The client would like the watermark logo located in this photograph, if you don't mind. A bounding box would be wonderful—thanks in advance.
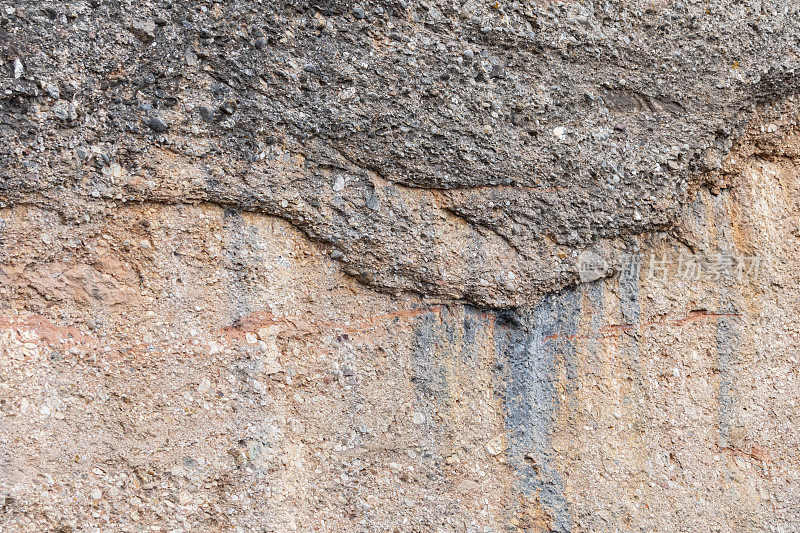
[577,251,610,283]
[578,252,762,283]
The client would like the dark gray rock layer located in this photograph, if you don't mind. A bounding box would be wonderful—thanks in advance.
[1,0,798,306]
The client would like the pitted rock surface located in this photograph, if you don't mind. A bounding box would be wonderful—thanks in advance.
[1,0,799,305]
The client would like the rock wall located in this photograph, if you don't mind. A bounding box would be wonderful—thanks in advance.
[1,1,800,532]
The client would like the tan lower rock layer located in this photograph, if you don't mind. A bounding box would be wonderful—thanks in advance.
[1,125,799,532]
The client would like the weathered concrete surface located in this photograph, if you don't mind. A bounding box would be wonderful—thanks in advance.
[2,1,800,531]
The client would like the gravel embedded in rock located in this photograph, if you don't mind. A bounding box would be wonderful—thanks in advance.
[145,116,169,132]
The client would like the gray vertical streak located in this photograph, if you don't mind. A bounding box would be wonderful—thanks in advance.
[222,208,258,324]
[410,305,453,405]
[409,305,486,432]
[619,255,641,325]
[495,290,580,533]
[618,254,646,428]
[584,281,606,354]
[711,193,743,449]
[715,299,740,448]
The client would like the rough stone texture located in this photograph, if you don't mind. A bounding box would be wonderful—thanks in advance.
[1,1,800,532]
[2,0,799,305]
